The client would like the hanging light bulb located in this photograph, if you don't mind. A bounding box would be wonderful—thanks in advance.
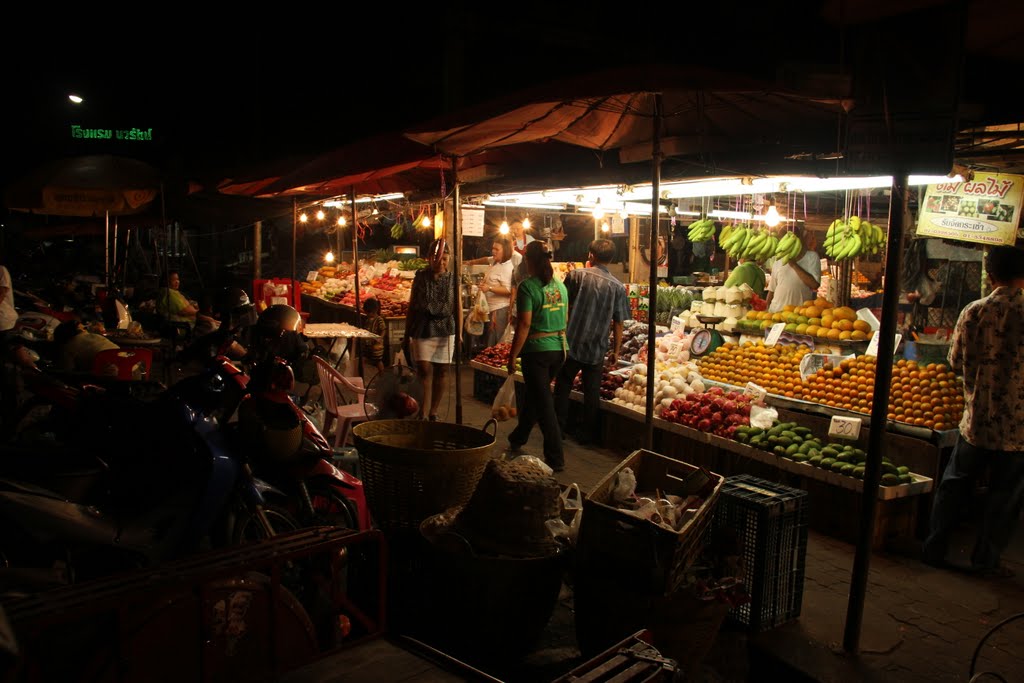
[592,199,604,220]
[764,201,782,228]
[620,205,629,219]
[421,214,432,228]
[337,215,347,227]
[499,221,510,235]
[371,207,379,216]
[324,250,335,263]
[522,216,531,230]
[316,209,325,221]
[299,212,308,223]
[600,221,610,233]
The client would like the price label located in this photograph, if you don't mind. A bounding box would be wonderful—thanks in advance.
[389,268,401,278]
[829,415,862,440]
[671,315,685,332]
[865,332,903,358]
[667,341,685,357]
[765,323,786,347]
[743,382,767,404]
[306,270,320,283]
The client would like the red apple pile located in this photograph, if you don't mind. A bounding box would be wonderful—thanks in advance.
[659,386,752,439]
[474,343,512,367]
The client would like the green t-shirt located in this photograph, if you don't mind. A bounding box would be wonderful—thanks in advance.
[724,261,766,297]
[517,276,568,353]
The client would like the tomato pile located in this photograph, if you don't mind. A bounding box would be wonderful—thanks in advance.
[337,292,407,318]
[474,343,512,367]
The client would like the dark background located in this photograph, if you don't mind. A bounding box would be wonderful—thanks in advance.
[3,2,1020,189]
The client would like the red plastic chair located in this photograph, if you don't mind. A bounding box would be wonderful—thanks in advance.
[92,348,153,381]
[314,356,367,447]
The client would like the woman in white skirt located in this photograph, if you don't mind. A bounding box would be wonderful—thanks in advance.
[403,239,459,420]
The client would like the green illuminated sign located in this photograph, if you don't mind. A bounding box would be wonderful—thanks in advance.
[70,125,154,141]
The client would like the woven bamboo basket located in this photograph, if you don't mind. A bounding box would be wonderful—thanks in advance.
[352,419,497,533]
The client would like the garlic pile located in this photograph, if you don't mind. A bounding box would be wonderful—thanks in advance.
[611,361,705,414]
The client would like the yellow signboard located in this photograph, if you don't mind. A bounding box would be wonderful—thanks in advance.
[916,172,1023,246]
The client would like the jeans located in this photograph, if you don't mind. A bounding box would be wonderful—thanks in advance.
[553,355,603,443]
[923,436,1024,569]
[482,307,510,349]
[508,350,565,467]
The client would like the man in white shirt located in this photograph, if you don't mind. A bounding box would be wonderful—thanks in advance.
[765,226,821,312]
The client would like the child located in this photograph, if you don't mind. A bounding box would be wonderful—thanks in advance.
[361,298,388,373]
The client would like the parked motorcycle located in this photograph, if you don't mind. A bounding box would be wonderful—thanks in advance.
[0,369,287,594]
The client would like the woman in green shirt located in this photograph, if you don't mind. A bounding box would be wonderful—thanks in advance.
[507,241,569,471]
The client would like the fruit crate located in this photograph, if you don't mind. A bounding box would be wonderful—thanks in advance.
[711,474,808,632]
[579,449,724,595]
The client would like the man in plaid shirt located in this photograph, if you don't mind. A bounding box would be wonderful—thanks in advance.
[553,239,631,445]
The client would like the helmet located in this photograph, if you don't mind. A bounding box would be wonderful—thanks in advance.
[257,304,302,337]
[217,287,256,331]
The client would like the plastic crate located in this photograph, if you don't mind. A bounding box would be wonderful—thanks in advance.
[711,474,808,632]
[473,368,505,403]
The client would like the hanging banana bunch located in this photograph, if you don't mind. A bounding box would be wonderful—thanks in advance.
[773,230,804,265]
[687,218,716,242]
[824,216,885,262]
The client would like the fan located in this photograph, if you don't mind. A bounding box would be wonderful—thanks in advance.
[364,364,425,420]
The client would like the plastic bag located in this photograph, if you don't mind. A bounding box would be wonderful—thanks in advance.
[490,375,518,421]
[498,322,515,345]
[749,403,779,429]
[465,290,488,336]
[509,454,552,476]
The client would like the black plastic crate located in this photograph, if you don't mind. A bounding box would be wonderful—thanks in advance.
[472,368,505,403]
[711,474,808,632]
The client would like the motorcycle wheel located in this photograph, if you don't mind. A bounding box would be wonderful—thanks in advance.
[306,485,357,531]
[231,504,300,545]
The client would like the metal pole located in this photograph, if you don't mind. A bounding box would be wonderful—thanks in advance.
[645,94,663,450]
[291,199,297,300]
[843,172,907,653]
[351,187,362,375]
[113,218,118,287]
[452,158,464,425]
[254,220,262,281]
[105,210,110,287]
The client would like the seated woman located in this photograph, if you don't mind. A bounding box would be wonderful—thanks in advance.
[53,319,120,373]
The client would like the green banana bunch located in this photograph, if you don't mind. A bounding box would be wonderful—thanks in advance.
[687,218,716,242]
[390,220,404,240]
[721,223,749,256]
[824,216,884,261]
[719,223,734,246]
[773,231,804,265]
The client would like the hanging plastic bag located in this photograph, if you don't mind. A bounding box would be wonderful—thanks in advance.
[499,322,515,345]
[490,375,518,421]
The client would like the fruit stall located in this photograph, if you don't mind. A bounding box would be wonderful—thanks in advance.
[299,256,427,360]
[469,294,956,550]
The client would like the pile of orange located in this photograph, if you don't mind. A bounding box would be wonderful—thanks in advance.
[697,341,811,399]
[742,299,874,341]
[802,355,964,429]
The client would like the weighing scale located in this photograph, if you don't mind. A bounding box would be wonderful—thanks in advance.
[690,315,727,357]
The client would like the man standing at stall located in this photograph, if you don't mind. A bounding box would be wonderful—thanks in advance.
[553,239,631,446]
[765,225,821,312]
[923,245,1024,578]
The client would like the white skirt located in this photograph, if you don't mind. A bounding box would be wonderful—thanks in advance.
[411,335,455,364]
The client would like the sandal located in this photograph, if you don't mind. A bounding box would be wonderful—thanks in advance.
[428,414,439,422]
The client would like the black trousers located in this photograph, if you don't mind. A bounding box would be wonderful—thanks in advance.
[553,355,603,443]
[508,350,565,466]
